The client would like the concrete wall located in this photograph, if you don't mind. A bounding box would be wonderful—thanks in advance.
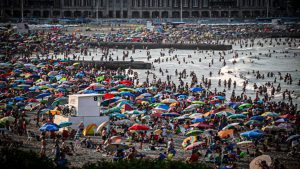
[89,42,232,50]
[71,61,152,70]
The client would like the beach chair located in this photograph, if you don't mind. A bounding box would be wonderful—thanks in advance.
[26,130,40,143]
[26,130,33,143]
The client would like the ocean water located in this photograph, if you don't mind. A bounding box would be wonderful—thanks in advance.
[58,38,300,106]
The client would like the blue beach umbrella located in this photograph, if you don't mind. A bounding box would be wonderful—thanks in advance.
[189,87,203,92]
[39,123,59,132]
[161,112,180,117]
[192,118,205,123]
[250,116,265,121]
[58,122,73,128]
[240,130,264,139]
[36,93,51,99]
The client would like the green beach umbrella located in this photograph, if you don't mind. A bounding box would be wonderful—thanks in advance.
[185,130,203,137]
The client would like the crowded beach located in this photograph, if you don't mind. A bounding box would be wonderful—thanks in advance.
[0,22,300,169]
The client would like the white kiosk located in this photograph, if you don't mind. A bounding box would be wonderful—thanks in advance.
[54,94,109,130]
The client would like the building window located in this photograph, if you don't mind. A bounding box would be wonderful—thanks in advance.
[173,0,178,7]
[137,0,140,7]
[64,0,72,7]
[167,0,171,7]
[183,0,188,7]
[74,0,82,7]
[192,0,198,7]
[123,0,127,7]
[158,0,163,7]
[202,0,208,8]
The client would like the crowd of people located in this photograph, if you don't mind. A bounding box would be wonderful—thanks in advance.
[0,23,299,169]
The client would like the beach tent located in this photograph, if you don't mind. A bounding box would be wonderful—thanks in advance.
[83,124,97,136]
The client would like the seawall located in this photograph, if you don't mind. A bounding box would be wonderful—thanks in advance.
[88,42,232,50]
[73,61,152,70]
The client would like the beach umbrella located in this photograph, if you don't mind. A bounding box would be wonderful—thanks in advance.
[39,125,59,132]
[134,88,146,93]
[111,113,127,118]
[216,111,233,117]
[244,120,262,126]
[177,94,188,99]
[119,80,133,86]
[214,96,225,100]
[36,93,51,99]
[218,129,234,138]
[184,141,206,151]
[189,113,203,119]
[222,123,241,130]
[114,119,133,125]
[141,93,153,97]
[150,112,162,118]
[120,104,133,112]
[190,122,212,128]
[105,143,129,152]
[227,114,246,120]
[39,123,59,132]
[101,98,120,106]
[0,116,15,123]
[237,140,253,146]
[274,118,288,123]
[278,123,293,129]
[109,136,122,144]
[73,62,80,66]
[113,75,126,79]
[52,97,68,106]
[183,104,201,112]
[240,131,264,139]
[191,101,205,105]
[40,109,51,114]
[58,121,72,128]
[29,86,40,91]
[154,129,162,135]
[161,99,177,104]
[265,112,279,117]
[14,96,26,101]
[280,114,297,120]
[191,118,205,123]
[120,91,135,97]
[262,125,281,132]
[153,93,162,98]
[96,121,109,133]
[250,116,265,121]
[185,130,203,136]
[161,112,180,117]
[182,136,197,148]
[46,110,61,115]
[189,87,203,92]
[141,115,150,120]
[103,93,115,100]
[153,104,169,112]
[175,114,190,120]
[238,103,252,109]
[128,124,149,131]
[119,87,135,92]
[125,110,143,115]
[286,134,300,142]
[249,155,272,169]
[103,107,121,115]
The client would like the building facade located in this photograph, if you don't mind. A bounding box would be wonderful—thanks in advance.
[0,0,289,19]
